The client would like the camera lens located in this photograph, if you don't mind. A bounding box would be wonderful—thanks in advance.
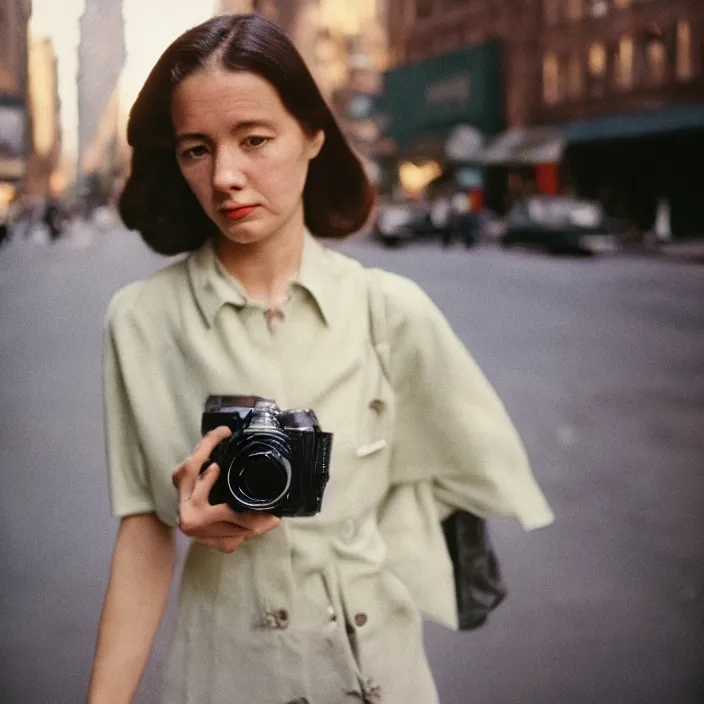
[226,431,292,510]
[240,453,289,501]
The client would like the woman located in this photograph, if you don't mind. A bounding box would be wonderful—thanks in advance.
[88,14,553,704]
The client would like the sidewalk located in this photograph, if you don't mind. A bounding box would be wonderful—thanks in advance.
[656,239,704,264]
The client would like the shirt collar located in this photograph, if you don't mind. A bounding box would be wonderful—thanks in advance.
[295,229,335,325]
[188,230,335,328]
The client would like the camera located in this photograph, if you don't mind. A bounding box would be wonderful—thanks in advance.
[199,395,333,517]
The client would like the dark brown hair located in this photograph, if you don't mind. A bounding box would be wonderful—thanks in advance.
[119,14,374,255]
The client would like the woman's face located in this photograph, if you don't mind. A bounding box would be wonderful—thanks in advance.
[172,66,324,246]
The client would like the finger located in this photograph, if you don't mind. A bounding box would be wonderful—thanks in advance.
[177,509,254,539]
[191,426,232,467]
[196,536,246,554]
[192,502,280,535]
[196,521,254,539]
[225,511,281,536]
[176,427,231,503]
[171,462,185,489]
[189,462,221,504]
[175,465,198,506]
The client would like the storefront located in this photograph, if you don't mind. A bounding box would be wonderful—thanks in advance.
[382,41,504,197]
[480,125,566,213]
[563,102,704,238]
[479,102,704,236]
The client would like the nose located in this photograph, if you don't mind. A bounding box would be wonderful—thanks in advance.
[212,146,247,193]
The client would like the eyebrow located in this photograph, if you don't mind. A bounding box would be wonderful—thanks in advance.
[175,119,276,144]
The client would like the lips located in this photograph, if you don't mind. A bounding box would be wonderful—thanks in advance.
[221,205,257,221]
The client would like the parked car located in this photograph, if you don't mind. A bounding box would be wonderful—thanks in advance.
[501,195,622,255]
[372,166,486,248]
[371,198,435,247]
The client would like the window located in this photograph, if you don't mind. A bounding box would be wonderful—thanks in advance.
[566,0,583,21]
[587,42,607,96]
[676,21,693,80]
[615,35,634,89]
[416,0,434,19]
[543,53,561,104]
[642,24,672,86]
[567,53,583,98]
[586,0,609,17]
[646,39,666,85]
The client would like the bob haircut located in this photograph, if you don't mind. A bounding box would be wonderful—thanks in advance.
[119,14,374,255]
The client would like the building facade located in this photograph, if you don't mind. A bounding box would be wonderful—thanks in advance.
[386,0,541,130]
[384,0,704,234]
[25,38,62,197]
[0,0,32,201]
[382,0,542,199]
[537,0,703,124]
[77,0,126,208]
[536,0,704,235]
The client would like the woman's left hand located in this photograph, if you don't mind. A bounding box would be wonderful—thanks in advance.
[172,426,280,553]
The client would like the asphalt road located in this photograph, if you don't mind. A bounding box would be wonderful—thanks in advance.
[1,226,703,704]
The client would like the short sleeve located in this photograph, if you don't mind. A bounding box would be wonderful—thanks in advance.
[102,289,157,518]
[381,272,554,530]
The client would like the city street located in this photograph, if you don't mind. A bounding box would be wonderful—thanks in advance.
[1,226,703,704]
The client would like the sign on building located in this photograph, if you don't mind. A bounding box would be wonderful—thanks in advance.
[383,41,504,149]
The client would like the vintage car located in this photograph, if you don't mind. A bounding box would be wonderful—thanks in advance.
[501,196,622,255]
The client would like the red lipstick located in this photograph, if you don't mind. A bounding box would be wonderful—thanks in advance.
[222,205,256,220]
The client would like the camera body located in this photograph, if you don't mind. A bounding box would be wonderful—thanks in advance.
[200,395,332,517]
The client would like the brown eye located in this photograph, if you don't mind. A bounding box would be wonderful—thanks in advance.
[181,145,209,160]
[243,136,269,148]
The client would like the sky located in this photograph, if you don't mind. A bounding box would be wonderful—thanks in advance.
[120,0,218,118]
[29,0,217,182]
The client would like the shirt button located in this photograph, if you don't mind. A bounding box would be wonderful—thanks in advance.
[264,609,289,629]
[354,613,368,628]
[369,398,385,413]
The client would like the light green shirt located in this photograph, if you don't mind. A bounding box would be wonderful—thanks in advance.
[103,232,553,704]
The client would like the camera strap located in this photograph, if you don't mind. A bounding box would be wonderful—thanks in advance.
[366,269,391,382]
[366,268,509,631]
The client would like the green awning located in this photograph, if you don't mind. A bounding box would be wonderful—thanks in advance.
[383,41,505,149]
[565,102,704,143]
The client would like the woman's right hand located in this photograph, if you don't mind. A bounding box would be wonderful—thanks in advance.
[172,426,280,553]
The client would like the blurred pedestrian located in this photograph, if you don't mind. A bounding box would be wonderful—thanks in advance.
[42,198,64,242]
[439,190,481,249]
[88,14,552,704]
[654,197,672,243]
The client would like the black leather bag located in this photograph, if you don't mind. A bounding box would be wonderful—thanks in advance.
[367,272,507,630]
[441,510,507,630]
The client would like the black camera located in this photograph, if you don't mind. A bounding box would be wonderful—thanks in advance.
[199,395,333,517]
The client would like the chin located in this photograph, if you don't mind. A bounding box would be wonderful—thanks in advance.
[217,220,269,246]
